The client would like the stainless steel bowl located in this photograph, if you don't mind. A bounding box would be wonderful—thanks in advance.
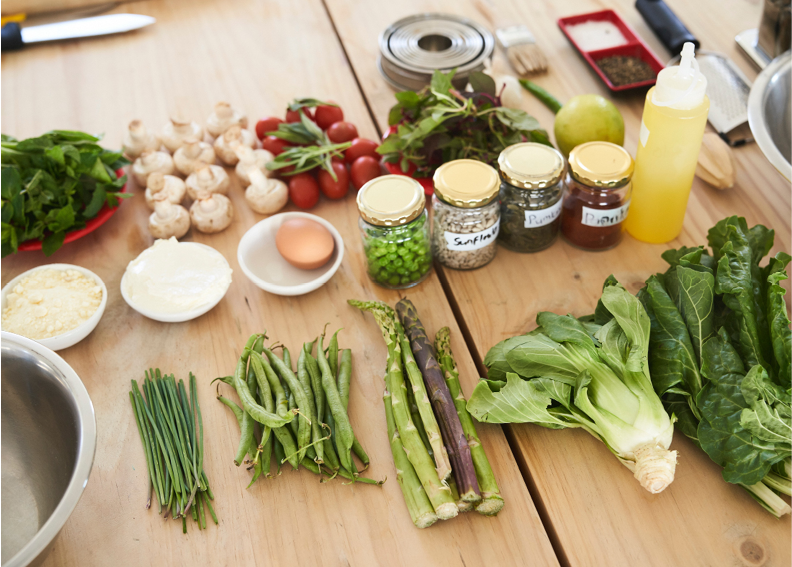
[747,51,792,180]
[1,332,96,567]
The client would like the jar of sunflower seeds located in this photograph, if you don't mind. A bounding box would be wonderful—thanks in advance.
[431,159,500,270]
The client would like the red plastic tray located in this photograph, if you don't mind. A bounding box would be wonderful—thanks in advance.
[18,168,128,252]
[557,10,665,92]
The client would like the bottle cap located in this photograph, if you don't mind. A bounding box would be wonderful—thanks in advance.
[498,143,565,190]
[357,174,425,226]
[652,42,707,109]
[433,159,500,208]
[568,141,634,188]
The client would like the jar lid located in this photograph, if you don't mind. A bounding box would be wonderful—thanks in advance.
[432,159,499,208]
[498,143,565,190]
[568,141,634,188]
[357,174,425,226]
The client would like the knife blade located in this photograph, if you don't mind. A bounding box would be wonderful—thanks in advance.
[1,14,155,51]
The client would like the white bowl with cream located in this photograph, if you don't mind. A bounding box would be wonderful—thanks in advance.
[121,238,232,323]
[1,264,107,351]
[237,212,344,296]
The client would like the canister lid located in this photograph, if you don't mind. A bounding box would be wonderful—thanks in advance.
[498,143,565,190]
[568,141,634,188]
[432,159,500,208]
[357,174,426,226]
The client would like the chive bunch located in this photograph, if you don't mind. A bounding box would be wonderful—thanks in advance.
[216,333,382,485]
[129,370,216,533]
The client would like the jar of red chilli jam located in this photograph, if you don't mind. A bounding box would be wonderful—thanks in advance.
[560,141,634,251]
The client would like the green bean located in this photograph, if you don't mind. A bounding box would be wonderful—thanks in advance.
[232,356,294,429]
[352,438,370,470]
[264,348,313,464]
[248,353,276,449]
[300,458,383,484]
[218,395,254,467]
[283,346,292,372]
[273,426,299,470]
[298,348,324,464]
[337,349,352,410]
[316,335,354,473]
[287,391,299,437]
[259,430,273,479]
[255,352,290,420]
[273,436,285,475]
[328,329,341,379]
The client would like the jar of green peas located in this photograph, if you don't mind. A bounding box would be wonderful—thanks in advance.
[357,175,432,289]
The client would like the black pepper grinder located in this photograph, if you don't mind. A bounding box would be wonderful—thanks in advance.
[635,0,700,55]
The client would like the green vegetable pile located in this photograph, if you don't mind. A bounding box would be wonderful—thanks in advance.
[377,70,550,178]
[214,332,381,486]
[467,282,678,494]
[638,216,791,516]
[129,370,216,533]
[1,130,129,257]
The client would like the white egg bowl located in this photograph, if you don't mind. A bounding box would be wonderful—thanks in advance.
[237,212,344,296]
[120,242,232,323]
[0,264,108,351]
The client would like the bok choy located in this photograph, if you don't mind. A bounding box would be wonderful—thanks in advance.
[467,281,678,493]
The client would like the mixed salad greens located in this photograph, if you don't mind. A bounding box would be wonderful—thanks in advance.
[1,130,129,257]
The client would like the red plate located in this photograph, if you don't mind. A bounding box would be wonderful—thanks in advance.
[18,168,128,252]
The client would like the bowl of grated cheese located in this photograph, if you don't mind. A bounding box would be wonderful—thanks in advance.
[1,264,107,351]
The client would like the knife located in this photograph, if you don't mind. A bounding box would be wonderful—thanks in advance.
[1,14,155,51]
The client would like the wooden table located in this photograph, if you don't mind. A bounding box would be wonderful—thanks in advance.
[1,0,789,566]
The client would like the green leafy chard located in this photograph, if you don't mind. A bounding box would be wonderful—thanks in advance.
[1,130,129,257]
[469,282,678,494]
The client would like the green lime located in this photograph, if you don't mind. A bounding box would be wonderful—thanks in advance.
[553,94,625,156]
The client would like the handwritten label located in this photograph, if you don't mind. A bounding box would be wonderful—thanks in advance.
[444,220,500,251]
[524,199,563,228]
[581,202,630,227]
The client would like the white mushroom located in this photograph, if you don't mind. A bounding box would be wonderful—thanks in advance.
[244,168,288,214]
[122,120,160,159]
[161,116,204,153]
[148,193,190,239]
[185,165,230,200]
[144,172,187,210]
[235,146,275,184]
[189,190,234,233]
[132,151,175,187]
[173,138,216,176]
[206,102,248,137]
[213,125,256,165]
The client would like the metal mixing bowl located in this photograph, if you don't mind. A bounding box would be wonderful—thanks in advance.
[1,332,96,567]
[748,50,792,180]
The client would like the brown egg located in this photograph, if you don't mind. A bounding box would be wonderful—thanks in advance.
[275,218,335,270]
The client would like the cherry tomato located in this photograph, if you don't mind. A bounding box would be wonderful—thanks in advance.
[286,107,314,123]
[327,121,359,143]
[350,156,381,190]
[255,117,284,140]
[288,173,320,209]
[384,125,398,139]
[317,162,350,200]
[345,138,379,163]
[261,136,289,156]
[314,103,344,130]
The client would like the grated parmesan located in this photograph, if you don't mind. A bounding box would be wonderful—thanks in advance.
[2,269,102,339]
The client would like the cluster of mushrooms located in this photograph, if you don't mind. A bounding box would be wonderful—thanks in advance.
[123,102,288,240]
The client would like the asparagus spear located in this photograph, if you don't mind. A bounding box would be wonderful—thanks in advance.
[435,327,504,516]
[349,300,457,520]
[396,299,481,505]
[384,388,438,528]
[398,325,452,481]
[403,368,433,457]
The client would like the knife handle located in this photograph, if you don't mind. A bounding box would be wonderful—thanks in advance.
[635,0,699,55]
[2,22,24,51]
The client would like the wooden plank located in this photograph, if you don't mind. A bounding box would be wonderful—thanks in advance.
[0,1,559,565]
[322,0,792,565]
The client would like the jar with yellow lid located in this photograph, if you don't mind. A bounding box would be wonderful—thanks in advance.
[431,159,500,270]
[560,141,634,251]
[357,174,432,289]
[497,143,566,253]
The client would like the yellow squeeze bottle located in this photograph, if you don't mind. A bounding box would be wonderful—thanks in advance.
[625,42,709,243]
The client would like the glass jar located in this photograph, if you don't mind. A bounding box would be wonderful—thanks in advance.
[431,159,500,270]
[560,141,634,251]
[497,143,566,253]
[357,175,432,289]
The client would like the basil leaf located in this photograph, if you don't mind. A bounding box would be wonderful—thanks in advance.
[41,230,66,256]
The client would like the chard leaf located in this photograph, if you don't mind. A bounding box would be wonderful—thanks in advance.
[504,332,586,384]
[466,372,571,428]
[739,365,792,445]
[765,253,791,387]
[536,312,599,361]
[594,319,630,379]
[599,283,651,376]
[593,275,620,325]
[676,263,715,364]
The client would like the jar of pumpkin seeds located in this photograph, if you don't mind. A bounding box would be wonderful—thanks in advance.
[497,142,565,253]
[431,159,500,270]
